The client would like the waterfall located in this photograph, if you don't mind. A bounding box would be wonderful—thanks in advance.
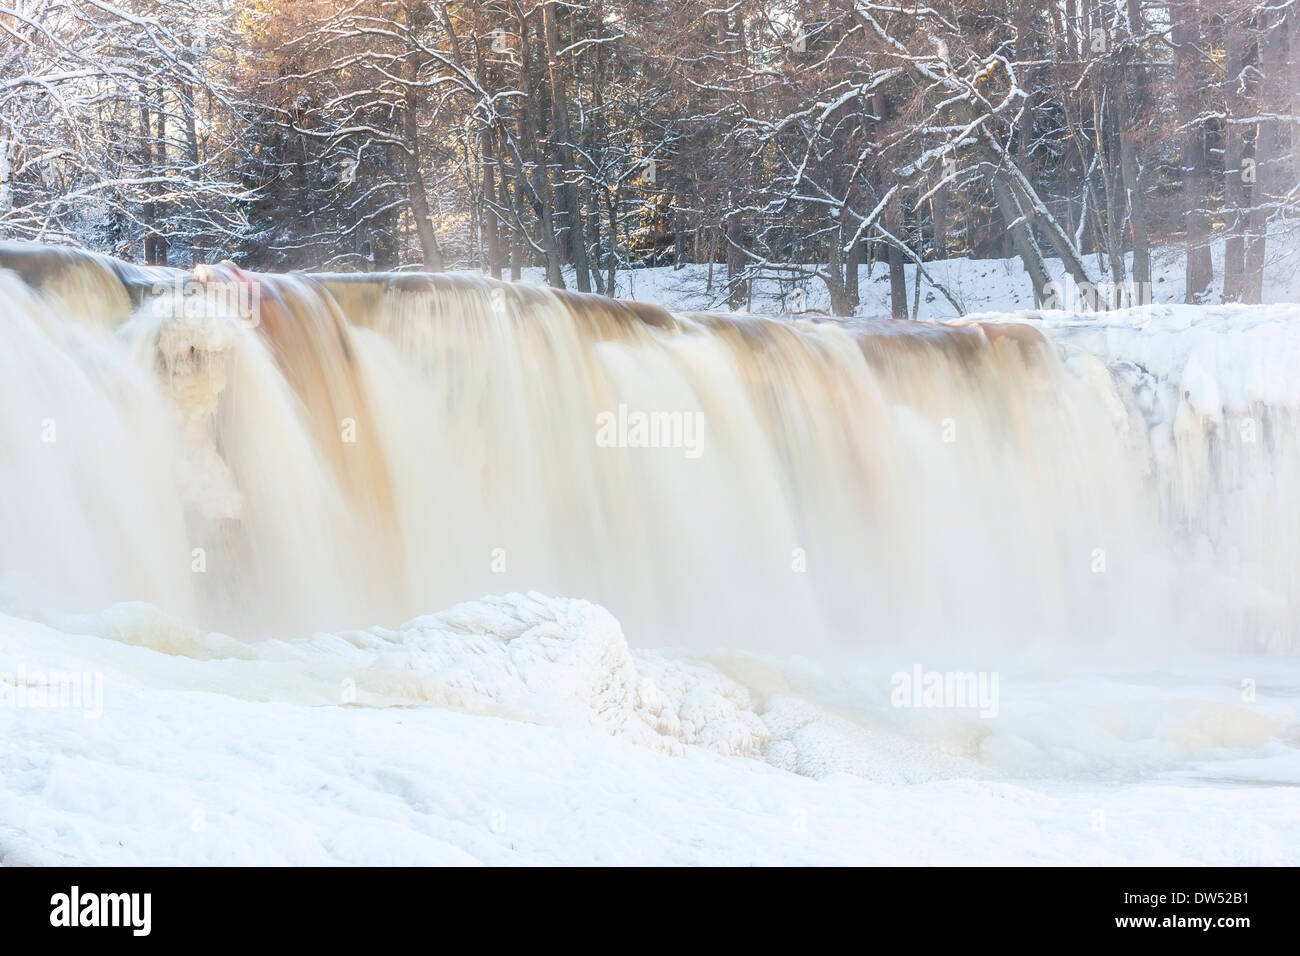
[0,245,1293,653]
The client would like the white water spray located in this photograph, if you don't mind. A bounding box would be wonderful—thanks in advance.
[1,249,1296,657]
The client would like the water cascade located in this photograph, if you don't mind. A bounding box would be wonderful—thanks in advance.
[1,245,1294,655]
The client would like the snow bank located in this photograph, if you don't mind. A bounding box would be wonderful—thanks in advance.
[4,591,1299,865]
[1024,301,1300,412]
[507,230,1300,320]
[55,594,769,759]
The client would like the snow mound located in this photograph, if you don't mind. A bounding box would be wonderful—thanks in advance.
[327,593,769,757]
[69,593,769,760]
[59,595,974,778]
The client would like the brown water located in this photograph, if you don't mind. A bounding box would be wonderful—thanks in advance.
[0,247,1293,654]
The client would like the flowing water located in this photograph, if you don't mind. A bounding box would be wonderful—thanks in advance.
[0,245,1295,659]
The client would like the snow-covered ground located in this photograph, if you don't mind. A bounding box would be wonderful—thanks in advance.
[523,228,1300,319]
[2,592,1298,866]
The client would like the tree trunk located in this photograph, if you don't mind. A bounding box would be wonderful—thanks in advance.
[402,93,444,271]
[1245,5,1288,304]
[541,2,590,291]
[825,213,852,316]
[674,206,686,270]
[517,10,564,287]
[1173,0,1212,303]
[993,174,1052,306]
[726,208,745,311]
[886,199,908,318]
[1117,81,1151,295]
[1222,23,1250,302]
[1096,85,1127,290]
[845,231,861,309]
[179,75,203,262]
[482,128,504,279]
[138,87,163,265]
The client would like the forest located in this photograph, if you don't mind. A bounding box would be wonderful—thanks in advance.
[1,0,1296,315]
